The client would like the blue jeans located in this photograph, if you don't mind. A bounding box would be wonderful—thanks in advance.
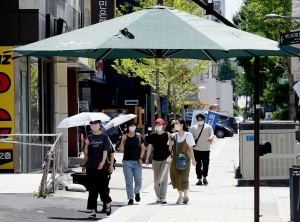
[123,160,142,200]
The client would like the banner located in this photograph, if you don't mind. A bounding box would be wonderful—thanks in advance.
[0,46,14,170]
[91,0,116,24]
[205,111,219,131]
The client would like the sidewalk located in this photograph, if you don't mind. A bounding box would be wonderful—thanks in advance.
[102,135,290,222]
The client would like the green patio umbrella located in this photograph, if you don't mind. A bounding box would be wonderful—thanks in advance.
[8,5,292,61]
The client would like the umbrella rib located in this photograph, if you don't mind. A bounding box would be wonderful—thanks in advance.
[147,49,157,57]
[96,49,114,60]
[282,51,300,58]
[133,49,154,57]
[202,50,217,63]
[162,49,171,57]
[164,49,184,57]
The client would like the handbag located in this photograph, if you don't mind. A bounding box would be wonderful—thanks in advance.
[175,134,188,170]
[193,124,204,147]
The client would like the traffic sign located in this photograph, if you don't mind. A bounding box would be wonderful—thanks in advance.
[279,31,300,46]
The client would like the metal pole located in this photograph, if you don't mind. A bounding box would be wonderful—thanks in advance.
[157,0,163,5]
[254,56,260,222]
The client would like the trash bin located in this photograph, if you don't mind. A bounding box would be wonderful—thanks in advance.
[290,166,300,222]
[71,172,88,191]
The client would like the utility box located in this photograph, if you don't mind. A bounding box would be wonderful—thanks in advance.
[239,129,296,179]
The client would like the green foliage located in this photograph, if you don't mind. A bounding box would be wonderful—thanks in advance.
[272,110,289,120]
[233,0,294,120]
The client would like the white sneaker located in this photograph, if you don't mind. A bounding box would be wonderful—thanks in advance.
[156,198,161,203]
[161,199,167,204]
[176,195,183,204]
[183,195,189,204]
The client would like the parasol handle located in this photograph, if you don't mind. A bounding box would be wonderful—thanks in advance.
[119,126,124,135]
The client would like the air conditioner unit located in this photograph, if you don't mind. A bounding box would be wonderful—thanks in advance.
[240,129,296,179]
[125,100,138,105]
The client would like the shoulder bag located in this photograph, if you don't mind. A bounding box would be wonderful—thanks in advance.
[175,134,188,170]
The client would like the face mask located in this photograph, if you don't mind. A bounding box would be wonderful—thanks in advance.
[90,123,100,131]
[198,121,204,125]
[129,126,136,132]
[174,124,180,131]
[155,126,163,132]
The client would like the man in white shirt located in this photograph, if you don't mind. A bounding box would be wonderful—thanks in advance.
[189,113,214,185]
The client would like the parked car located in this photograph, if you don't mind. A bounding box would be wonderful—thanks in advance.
[214,123,234,138]
[217,113,238,134]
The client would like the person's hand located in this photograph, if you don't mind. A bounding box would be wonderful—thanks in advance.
[97,162,104,170]
[122,134,127,142]
[192,159,197,166]
[145,159,149,165]
[170,140,174,146]
[139,158,143,166]
[207,137,212,142]
[108,165,114,174]
[82,166,86,172]
[85,139,89,146]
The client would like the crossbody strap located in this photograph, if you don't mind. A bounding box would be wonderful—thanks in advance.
[175,134,178,156]
[195,124,205,143]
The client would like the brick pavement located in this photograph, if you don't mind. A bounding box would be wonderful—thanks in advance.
[102,135,290,222]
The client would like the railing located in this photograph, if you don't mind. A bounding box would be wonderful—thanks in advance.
[0,133,63,197]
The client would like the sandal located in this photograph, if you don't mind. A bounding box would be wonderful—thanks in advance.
[203,178,208,185]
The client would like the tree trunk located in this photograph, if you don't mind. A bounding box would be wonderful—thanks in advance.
[173,88,177,119]
[155,58,162,118]
[164,80,171,123]
[287,57,296,120]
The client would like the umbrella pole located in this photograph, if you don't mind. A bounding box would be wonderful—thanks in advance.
[85,126,87,137]
[119,126,124,135]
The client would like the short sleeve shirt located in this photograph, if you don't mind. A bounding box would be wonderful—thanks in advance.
[123,133,145,161]
[168,132,195,147]
[189,124,214,151]
[148,132,169,161]
[86,133,111,169]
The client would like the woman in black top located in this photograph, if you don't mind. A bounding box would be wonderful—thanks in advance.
[119,121,145,205]
[145,118,170,204]
[82,120,112,218]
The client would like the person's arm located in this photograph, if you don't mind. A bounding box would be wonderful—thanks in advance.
[188,146,197,166]
[139,142,145,166]
[119,134,127,152]
[109,152,114,173]
[145,144,152,165]
[207,126,214,142]
[82,139,89,172]
[97,135,109,170]
[98,150,108,170]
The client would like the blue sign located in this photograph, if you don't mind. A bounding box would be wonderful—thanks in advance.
[161,98,167,113]
[246,135,254,141]
[205,111,219,131]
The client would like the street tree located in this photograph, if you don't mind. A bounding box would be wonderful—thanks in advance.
[233,0,296,120]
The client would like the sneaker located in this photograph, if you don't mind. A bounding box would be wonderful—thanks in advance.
[89,213,96,218]
[106,205,112,216]
[156,198,162,203]
[176,195,183,204]
[135,193,141,202]
[128,199,134,205]
[183,195,189,204]
[161,199,167,204]
[203,178,208,185]
[196,179,202,185]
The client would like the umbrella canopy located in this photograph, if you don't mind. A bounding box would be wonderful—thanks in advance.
[9,6,290,62]
[57,112,110,128]
[104,114,137,131]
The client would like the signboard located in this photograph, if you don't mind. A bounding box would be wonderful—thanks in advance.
[91,0,116,24]
[246,135,254,141]
[205,111,219,131]
[0,46,14,170]
[279,31,300,46]
[79,101,89,112]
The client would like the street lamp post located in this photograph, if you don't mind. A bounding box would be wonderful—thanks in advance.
[216,97,220,112]
[264,13,297,121]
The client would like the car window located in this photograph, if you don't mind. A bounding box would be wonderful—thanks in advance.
[219,115,228,120]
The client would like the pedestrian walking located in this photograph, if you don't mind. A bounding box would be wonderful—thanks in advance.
[145,118,170,204]
[119,121,145,205]
[189,113,214,185]
[165,118,176,133]
[168,119,197,204]
[81,120,112,218]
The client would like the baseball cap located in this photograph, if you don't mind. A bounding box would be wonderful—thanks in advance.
[89,120,102,124]
[155,118,165,125]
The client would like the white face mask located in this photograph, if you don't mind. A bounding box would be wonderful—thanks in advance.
[155,126,163,132]
[90,123,100,131]
[198,121,204,125]
[129,126,136,132]
[174,124,181,131]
